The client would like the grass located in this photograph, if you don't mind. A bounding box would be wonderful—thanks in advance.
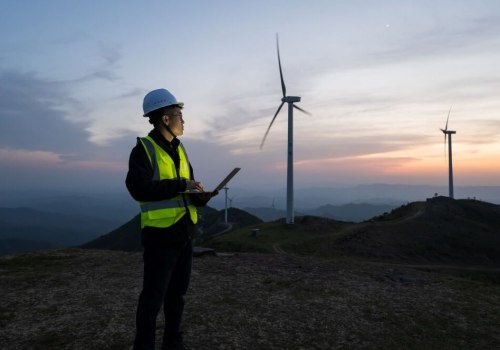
[0,251,77,272]
[201,220,348,256]
[0,305,15,328]
[2,249,500,349]
[370,202,424,222]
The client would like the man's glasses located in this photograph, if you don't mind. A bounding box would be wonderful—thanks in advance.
[164,114,183,119]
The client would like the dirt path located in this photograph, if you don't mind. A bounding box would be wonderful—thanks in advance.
[272,243,287,254]
[211,222,234,237]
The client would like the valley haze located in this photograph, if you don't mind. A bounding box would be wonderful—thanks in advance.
[2,183,500,211]
[2,183,499,255]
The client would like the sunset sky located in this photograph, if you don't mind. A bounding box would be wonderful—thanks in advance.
[1,0,499,193]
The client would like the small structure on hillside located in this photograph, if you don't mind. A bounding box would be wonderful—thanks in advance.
[251,228,260,238]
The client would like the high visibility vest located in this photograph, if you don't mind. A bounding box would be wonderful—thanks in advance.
[137,136,198,229]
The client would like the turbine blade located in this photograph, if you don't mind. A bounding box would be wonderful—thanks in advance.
[276,34,286,98]
[293,104,311,115]
[444,105,452,131]
[260,101,285,149]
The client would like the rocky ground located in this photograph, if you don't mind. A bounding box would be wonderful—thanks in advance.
[1,248,499,349]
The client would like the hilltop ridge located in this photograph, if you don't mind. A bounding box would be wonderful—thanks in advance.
[205,197,500,266]
[332,197,500,264]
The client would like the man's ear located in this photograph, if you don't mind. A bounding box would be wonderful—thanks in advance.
[162,115,169,125]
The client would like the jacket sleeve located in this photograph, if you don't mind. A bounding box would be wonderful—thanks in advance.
[125,142,187,202]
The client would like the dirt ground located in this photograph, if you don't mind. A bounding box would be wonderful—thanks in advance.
[1,248,499,349]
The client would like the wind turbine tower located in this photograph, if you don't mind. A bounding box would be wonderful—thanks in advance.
[260,34,310,225]
[440,107,456,199]
[223,187,229,223]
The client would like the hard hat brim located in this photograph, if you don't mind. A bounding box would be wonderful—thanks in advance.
[143,101,184,117]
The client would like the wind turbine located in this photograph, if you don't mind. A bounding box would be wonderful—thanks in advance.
[260,34,310,224]
[440,106,456,199]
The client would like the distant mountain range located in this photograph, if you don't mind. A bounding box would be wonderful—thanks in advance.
[0,192,138,225]
[0,207,129,255]
[2,183,499,256]
[1,191,397,255]
[3,184,499,214]
[245,203,397,222]
[208,184,500,209]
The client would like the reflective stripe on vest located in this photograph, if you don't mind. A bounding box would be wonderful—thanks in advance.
[140,199,188,212]
[137,136,198,229]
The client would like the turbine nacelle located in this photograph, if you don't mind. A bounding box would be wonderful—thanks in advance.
[282,96,301,103]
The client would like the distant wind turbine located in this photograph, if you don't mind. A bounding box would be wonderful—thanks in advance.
[223,187,229,223]
[440,106,456,199]
[260,34,310,225]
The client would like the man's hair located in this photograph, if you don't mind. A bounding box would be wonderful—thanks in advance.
[147,105,183,127]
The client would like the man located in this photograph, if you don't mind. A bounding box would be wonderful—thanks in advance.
[126,88,215,350]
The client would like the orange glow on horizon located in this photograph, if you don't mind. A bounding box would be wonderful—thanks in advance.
[290,150,500,185]
[0,148,125,173]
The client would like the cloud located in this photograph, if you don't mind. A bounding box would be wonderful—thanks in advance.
[0,69,134,167]
[0,148,62,168]
[0,70,93,156]
[98,42,121,66]
[456,119,500,145]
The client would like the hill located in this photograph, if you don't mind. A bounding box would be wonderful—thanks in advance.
[202,215,352,254]
[1,248,499,349]
[332,197,500,264]
[82,207,262,251]
[80,215,142,251]
[204,197,500,266]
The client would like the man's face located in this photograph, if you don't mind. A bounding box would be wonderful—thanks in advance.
[164,106,184,136]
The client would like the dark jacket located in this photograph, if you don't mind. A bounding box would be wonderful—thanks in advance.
[126,129,206,247]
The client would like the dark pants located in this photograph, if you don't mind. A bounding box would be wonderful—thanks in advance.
[133,239,193,350]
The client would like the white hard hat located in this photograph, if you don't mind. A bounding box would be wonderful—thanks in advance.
[142,88,184,116]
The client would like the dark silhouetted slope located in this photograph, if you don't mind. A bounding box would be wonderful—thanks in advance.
[81,215,142,251]
[331,197,500,265]
[204,198,500,266]
[82,207,262,251]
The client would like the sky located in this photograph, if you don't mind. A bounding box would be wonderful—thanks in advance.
[1,0,500,194]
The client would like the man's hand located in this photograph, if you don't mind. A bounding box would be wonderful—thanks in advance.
[186,180,204,192]
[196,190,218,201]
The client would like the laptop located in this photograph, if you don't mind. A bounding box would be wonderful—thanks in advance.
[180,167,241,194]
